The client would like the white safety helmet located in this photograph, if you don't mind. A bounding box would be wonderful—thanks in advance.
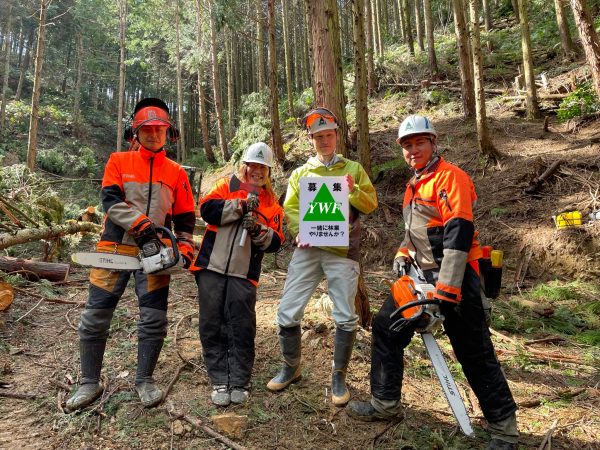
[397,115,437,144]
[242,142,274,168]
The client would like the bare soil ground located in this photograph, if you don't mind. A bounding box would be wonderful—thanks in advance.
[1,91,599,449]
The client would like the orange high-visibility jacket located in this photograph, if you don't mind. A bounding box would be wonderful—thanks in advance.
[396,157,482,303]
[190,175,284,285]
[98,146,195,261]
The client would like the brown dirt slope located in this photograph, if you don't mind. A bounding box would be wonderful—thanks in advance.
[0,89,599,449]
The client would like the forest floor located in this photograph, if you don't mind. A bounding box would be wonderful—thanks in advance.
[1,86,599,450]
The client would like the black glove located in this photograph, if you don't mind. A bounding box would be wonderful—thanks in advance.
[246,193,259,212]
[132,219,160,251]
[242,213,261,236]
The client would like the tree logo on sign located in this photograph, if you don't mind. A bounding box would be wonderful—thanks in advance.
[303,184,345,221]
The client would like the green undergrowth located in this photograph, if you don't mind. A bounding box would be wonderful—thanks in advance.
[493,280,600,346]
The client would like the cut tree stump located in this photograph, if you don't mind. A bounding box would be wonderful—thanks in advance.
[0,256,70,282]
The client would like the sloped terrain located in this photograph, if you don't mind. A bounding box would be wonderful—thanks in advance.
[1,88,599,449]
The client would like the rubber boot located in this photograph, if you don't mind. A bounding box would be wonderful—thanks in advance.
[331,328,356,406]
[65,340,106,412]
[135,339,164,408]
[266,326,301,392]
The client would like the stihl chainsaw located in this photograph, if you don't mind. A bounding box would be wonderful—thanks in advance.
[388,264,474,437]
[72,226,182,274]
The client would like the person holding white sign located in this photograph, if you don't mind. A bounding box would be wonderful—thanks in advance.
[267,108,377,407]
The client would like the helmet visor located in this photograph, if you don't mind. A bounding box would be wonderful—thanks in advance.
[302,108,339,134]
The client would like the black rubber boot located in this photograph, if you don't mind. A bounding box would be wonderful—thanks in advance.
[267,326,302,392]
[135,339,164,407]
[346,400,403,422]
[331,328,356,406]
[65,340,106,412]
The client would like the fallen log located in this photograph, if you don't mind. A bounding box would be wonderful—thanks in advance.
[0,222,100,250]
[0,256,70,282]
[501,93,568,101]
[510,297,555,317]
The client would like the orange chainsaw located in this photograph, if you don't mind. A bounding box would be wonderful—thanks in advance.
[388,264,474,437]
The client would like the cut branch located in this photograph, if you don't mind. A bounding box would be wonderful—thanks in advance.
[0,222,100,250]
[165,402,248,450]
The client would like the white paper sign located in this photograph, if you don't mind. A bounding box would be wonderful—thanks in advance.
[299,176,349,247]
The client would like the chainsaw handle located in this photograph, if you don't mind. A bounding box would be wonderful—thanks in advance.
[390,298,441,319]
[389,298,441,332]
[155,225,180,270]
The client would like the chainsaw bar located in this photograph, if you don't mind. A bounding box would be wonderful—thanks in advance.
[421,332,474,436]
[71,252,141,270]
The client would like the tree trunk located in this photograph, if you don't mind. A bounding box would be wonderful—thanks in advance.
[352,0,371,176]
[511,0,520,22]
[403,0,415,55]
[175,0,186,162]
[0,222,101,251]
[365,0,377,94]
[282,0,294,116]
[452,0,476,118]
[15,28,34,102]
[414,0,425,51]
[0,256,70,282]
[569,0,600,99]
[397,0,405,42]
[517,0,540,119]
[304,1,315,97]
[209,0,229,161]
[482,0,493,31]
[374,0,384,57]
[72,29,83,129]
[225,28,235,139]
[0,5,13,131]
[194,0,215,163]
[26,0,49,171]
[116,0,127,152]
[554,0,576,59]
[468,0,500,159]
[268,0,285,166]
[256,0,266,90]
[423,0,438,78]
[308,0,349,157]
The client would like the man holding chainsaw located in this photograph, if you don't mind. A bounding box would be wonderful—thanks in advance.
[190,142,284,406]
[347,115,518,450]
[267,108,377,407]
[66,98,195,412]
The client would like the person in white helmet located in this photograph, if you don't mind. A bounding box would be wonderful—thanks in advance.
[190,142,285,406]
[347,115,518,450]
[267,107,378,407]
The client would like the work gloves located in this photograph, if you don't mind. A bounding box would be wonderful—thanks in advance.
[414,303,443,333]
[242,193,260,213]
[242,213,266,238]
[132,219,160,252]
[392,256,411,278]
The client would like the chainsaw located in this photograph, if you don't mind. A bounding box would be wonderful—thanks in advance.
[388,264,474,437]
[71,225,182,274]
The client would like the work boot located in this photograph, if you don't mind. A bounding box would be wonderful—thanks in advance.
[486,439,517,450]
[211,385,231,406]
[135,339,164,408]
[346,400,403,422]
[267,326,302,392]
[331,328,356,406]
[65,339,106,412]
[230,385,250,405]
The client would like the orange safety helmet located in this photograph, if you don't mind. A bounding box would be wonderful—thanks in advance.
[124,98,180,143]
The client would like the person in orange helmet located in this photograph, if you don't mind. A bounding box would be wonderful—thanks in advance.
[66,98,195,412]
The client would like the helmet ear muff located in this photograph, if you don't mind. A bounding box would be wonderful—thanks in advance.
[168,126,180,142]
